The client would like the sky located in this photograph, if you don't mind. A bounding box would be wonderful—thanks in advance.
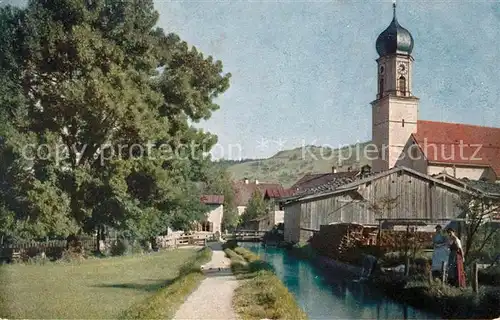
[156,0,500,160]
[3,0,499,160]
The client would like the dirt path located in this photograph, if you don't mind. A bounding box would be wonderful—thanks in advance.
[172,242,239,320]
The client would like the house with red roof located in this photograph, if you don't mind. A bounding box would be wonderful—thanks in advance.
[371,3,500,182]
[232,178,288,229]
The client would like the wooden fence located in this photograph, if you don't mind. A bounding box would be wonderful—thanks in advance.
[155,233,216,249]
[0,238,98,262]
[0,232,219,262]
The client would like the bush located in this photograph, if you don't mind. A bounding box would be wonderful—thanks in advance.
[289,243,316,260]
[384,279,500,319]
[110,238,130,256]
[222,239,237,250]
[478,265,500,285]
[59,248,86,263]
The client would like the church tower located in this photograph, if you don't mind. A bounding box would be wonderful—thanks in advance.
[371,2,419,172]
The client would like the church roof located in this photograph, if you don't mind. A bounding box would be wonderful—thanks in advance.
[413,120,500,177]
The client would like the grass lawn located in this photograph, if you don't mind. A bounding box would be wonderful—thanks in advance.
[0,249,199,319]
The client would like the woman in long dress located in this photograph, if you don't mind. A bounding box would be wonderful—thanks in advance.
[446,228,466,288]
[431,225,449,278]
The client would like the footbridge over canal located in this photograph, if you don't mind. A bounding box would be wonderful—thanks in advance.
[224,230,267,242]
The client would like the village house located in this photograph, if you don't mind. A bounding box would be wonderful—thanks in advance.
[194,195,224,234]
[232,178,288,230]
[370,4,500,181]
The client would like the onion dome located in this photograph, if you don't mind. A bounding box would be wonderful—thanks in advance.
[375,3,414,57]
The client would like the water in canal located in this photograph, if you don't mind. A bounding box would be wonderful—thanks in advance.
[240,242,438,319]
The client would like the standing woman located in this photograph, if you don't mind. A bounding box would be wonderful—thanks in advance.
[446,228,466,288]
[431,225,449,279]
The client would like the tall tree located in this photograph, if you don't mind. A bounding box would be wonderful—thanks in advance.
[241,190,268,225]
[0,0,230,241]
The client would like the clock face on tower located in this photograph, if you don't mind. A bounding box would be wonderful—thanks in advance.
[398,63,407,74]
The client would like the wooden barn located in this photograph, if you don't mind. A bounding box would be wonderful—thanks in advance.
[283,166,479,244]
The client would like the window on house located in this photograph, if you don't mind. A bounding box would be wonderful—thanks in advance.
[411,144,419,159]
[399,76,406,95]
[201,221,213,232]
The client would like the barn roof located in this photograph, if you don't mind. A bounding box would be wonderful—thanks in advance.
[413,120,500,177]
[432,173,500,197]
[464,180,500,197]
[286,170,362,198]
[287,166,482,204]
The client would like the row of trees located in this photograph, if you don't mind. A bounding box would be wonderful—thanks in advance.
[0,0,235,243]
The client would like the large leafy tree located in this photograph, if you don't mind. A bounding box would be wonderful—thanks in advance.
[0,0,230,241]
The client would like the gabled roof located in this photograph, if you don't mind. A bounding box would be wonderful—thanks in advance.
[232,181,284,206]
[290,173,328,189]
[289,170,361,196]
[413,120,500,177]
[264,188,294,199]
[289,166,481,204]
[432,173,473,189]
[200,195,224,205]
[463,180,500,197]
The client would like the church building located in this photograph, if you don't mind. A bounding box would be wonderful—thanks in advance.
[371,3,500,182]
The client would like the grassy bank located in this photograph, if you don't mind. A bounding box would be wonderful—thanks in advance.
[121,247,212,319]
[0,248,211,319]
[223,243,307,320]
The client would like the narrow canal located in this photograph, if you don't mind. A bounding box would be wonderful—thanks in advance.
[240,242,438,319]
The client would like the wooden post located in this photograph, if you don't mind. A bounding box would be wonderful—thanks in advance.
[441,261,446,285]
[377,219,382,246]
[404,256,410,276]
[428,263,433,284]
[472,262,479,293]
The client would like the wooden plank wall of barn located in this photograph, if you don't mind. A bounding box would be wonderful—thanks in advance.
[284,202,301,243]
[293,171,463,243]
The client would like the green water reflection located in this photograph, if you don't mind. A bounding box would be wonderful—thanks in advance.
[240,243,439,319]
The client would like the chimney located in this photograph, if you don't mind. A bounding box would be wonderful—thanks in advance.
[255,179,259,185]
[244,177,249,184]
[332,166,337,174]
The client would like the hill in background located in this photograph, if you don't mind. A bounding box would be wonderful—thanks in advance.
[216,141,372,187]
